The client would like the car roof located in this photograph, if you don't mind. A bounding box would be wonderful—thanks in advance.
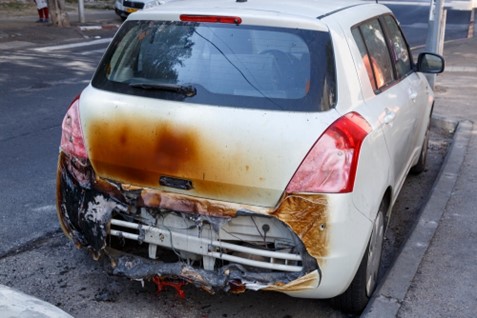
[134,0,372,20]
[159,0,364,17]
[129,0,375,30]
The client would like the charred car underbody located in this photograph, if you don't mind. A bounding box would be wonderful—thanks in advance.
[57,152,328,294]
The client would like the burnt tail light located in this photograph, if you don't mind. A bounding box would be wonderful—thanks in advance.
[286,112,371,194]
[60,96,88,159]
[180,14,242,25]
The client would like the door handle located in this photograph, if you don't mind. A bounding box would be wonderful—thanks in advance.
[384,108,395,124]
[408,88,418,102]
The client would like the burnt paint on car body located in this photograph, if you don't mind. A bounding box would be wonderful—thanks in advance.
[86,118,200,185]
[272,195,329,261]
[56,151,330,291]
[84,114,273,205]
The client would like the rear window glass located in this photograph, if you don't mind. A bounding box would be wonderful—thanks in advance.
[92,20,336,112]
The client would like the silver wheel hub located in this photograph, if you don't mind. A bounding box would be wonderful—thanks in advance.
[366,209,384,296]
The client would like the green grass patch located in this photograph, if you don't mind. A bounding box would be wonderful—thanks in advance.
[0,2,31,11]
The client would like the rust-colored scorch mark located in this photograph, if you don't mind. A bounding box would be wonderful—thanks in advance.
[139,188,270,218]
[86,119,199,187]
[84,116,267,204]
[272,194,328,260]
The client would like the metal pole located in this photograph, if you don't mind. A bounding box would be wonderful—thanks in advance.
[78,0,85,23]
[439,9,447,55]
[468,7,475,38]
[425,0,445,88]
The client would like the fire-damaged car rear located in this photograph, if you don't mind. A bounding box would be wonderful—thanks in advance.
[56,13,340,295]
[57,149,326,292]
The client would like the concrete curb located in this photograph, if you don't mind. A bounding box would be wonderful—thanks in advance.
[0,284,73,318]
[361,117,473,318]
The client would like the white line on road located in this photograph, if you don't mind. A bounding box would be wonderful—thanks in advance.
[32,205,56,212]
[79,48,108,56]
[445,66,477,72]
[32,38,113,53]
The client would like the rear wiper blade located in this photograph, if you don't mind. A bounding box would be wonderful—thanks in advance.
[129,82,197,97]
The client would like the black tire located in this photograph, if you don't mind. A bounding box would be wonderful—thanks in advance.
[330,201,386,314]
[411,122,430,174]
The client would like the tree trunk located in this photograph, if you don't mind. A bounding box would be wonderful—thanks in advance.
[49,0,71,27]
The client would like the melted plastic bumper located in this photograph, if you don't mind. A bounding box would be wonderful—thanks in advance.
[56,152,330,293]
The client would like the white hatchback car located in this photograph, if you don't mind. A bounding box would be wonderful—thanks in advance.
[57,0,444,313]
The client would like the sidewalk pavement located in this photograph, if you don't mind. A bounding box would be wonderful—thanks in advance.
[1,8,476,318]
[364,38,477,317]
[0,7,120,50]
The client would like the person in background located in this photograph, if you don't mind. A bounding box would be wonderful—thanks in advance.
[34,0,49,23]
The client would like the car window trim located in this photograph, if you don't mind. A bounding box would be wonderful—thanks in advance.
[379,14,414,80]
[352,17,395,94]
[351,14,414,95]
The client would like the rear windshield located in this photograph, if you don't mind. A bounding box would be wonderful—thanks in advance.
[92,20,336,112]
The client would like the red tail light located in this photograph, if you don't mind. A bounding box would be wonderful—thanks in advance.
[286,112,371,193]
[180,14,242,25]
[60,97,88,159]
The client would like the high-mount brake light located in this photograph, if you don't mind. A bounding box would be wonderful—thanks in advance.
[286,112,371,194]
[180,14,242,25]
[60,96,88,159]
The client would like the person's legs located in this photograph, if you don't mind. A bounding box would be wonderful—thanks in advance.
[40,8,49,22]
[43,7,49,21]
[36,9,44,22]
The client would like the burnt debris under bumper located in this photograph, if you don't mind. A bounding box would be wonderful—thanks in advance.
[56,152,329,293]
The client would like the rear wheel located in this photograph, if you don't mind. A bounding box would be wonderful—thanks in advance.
[411,122,430,174]
[330,201,385,314]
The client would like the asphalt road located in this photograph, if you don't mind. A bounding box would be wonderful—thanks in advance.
[388,4,471,47]
[0,46,97,256]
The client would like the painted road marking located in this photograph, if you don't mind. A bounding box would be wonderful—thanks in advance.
[32,38,113,52]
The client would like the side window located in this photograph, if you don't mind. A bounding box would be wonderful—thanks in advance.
[382,15,412,79]
[352,19,394,92]
[352,28,376,90]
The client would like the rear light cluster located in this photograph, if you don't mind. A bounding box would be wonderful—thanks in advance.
[286,112,371,194]
[60,97,88,159]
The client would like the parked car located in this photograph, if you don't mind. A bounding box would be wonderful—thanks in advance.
[56,0,444,313]
[114,0,164,21]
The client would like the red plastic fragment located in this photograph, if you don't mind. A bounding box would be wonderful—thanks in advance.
[152,276,187,299]
[228,280,246,294]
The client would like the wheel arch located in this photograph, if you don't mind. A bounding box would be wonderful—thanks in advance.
[382,187,392,229]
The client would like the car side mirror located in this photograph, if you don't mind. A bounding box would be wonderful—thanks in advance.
[416,52,445,74]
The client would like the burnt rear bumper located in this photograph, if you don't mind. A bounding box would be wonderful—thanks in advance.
[56,152,326,293]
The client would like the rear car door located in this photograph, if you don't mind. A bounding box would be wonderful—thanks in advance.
[381,14,432,164]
